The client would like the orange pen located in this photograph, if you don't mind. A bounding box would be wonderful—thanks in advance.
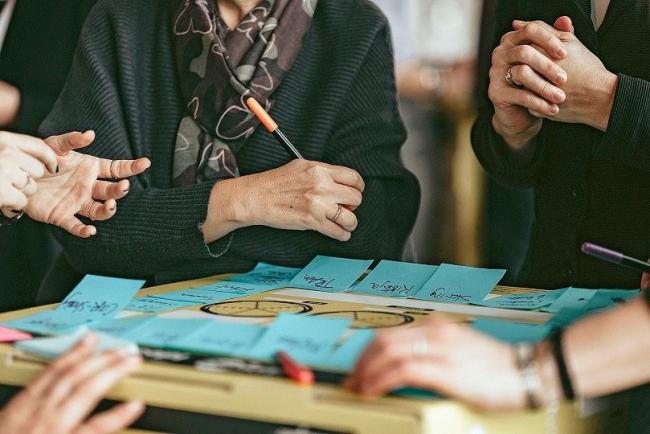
[276,351,315,385]
[246,97,305,160]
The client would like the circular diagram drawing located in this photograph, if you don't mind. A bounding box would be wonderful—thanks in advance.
[201,300,313,318]
[311,310,414,329]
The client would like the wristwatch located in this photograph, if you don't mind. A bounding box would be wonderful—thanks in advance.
[0,211,24,227]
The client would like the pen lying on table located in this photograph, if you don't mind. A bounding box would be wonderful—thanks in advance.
[581,242,650,274]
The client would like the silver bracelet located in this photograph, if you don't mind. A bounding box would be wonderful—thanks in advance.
[515,343,544,409]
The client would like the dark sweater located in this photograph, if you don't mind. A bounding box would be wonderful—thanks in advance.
[472,0,650,289]
[40,0,420,290]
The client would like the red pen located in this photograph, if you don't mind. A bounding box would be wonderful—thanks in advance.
[276,351,314,385]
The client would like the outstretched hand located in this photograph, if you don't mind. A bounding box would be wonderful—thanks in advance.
[22,131,150,237]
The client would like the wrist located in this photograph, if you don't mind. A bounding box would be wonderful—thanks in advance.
[492,114,542,151]
[0,83,20,127]
[588,71,618,132]
[535,341,564,407]
[201,178,248,243]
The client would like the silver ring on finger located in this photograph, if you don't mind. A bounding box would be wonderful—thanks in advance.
[505,65,524,89]
[330,204,343,224]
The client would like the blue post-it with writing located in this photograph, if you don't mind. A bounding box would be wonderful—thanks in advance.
[473,318,552,343]
[544,287,597,313]
[226,263,301,287]
[90,316,155,337]
[57,274,146,321]
[317,329,375,372]
[351,261,438,298]
[414,263,506,304]
[476,289,567,311]
[288,256,373,292]
[584,289,640,312]
[4,310,90,335]
[127,318,213,348]
[16,330,138,360]
[250,313,351,364]
[125,296,203,314]
[173,322,266,357]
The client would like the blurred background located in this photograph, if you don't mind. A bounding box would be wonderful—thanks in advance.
[373,0,535,285]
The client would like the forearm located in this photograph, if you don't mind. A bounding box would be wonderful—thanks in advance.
[564,298,650,398]
[54,182,230,277]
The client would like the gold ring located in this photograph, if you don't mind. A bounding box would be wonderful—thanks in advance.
[331,204,342,223]
[85,203,95,221]
[109,160,118,180]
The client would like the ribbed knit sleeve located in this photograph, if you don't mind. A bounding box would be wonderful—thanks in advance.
[596,73,650,171]
[230,23,419,263]
[40,3,231,277]
[471,0,548,189]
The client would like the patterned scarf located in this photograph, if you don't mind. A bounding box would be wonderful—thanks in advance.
[172,0,318,186]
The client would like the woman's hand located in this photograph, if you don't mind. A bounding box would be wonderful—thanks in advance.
[22,131,151,238]
[0,334,144,434]
[344,316,528,411]
[202,159,365,243]
[0,131,59,214]
[513,18,618,131]
[489,20,568,150]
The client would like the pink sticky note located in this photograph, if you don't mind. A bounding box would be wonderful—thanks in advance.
[0,326,32,343]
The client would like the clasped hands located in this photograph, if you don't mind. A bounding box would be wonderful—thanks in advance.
[0,130,150,237]
[490,16,618,150]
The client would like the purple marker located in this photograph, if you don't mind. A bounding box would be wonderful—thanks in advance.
[581,242,650,274]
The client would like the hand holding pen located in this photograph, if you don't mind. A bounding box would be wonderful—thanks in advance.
[198,99,366,243]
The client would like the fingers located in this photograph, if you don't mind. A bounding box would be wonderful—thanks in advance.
[327,165,365,192]
[56,352,142,432]
[553,16,574,34]
[45,130,96,155]
[5,132,59,174]
[73,400,145,434]
[97,157,151,179]
[331,205,358,232]
[500,87,559,117]
[503,21,567,59]
[9,151,47,180]
[23,334,99,399]
[502,44,567,86]
[0,184,28,211]
[508,64,566,104]
[92,179,130,201]
[79,199,117,222]
[55,215,97,238]
[332,184,363,209]
[319,219,352,242]
[352,359,442,397]
[22,176,38,196]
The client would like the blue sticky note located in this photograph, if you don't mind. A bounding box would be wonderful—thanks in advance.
[414,263,506,304]
[477,289,567,310]
[16,330,138,359]
[227,263,301,287]
[318,329,375,372]
[351,261,438,298]
[57,274,146,321]
[90,316,155,337]
[125,296,202,313]
[473,318,552,343]
[128,318,213,347]
[288,256,373,292]
[4,310,90,335]
[544,287,597,313]
[585,289,640,312]
[173,322,265,357]
[250,313,351,364]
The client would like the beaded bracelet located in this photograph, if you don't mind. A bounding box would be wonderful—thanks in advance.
[515,342,543,409]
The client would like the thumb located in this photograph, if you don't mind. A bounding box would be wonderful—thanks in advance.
[45,130,96,155]
[554,16,574,34]
[642,259,650,290]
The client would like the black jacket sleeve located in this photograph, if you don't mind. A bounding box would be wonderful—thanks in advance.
[471,0,549,189]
